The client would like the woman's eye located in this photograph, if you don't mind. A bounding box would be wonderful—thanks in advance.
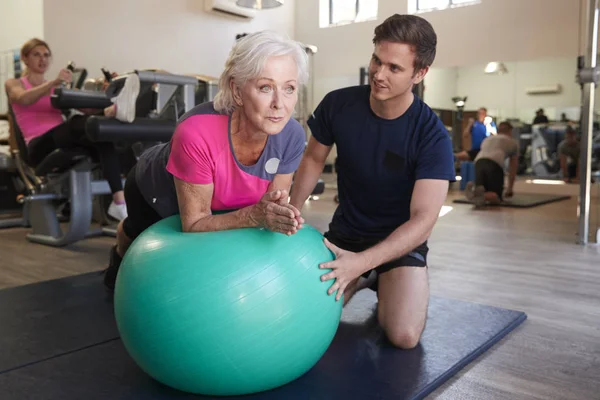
[260,85,272,93]
[285,86,296,94]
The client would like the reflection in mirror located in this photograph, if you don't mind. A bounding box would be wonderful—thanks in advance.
[423,57,600,179]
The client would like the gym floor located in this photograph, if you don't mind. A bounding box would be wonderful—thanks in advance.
[1,184,599,400]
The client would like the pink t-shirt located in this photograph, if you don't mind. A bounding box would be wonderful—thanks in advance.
[10,77,64,144]
[163,103,306,212]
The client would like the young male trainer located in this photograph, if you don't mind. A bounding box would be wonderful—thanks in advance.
[290,14,455,349]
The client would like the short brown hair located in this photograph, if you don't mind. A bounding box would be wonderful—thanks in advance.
[373,14,437,72]
[498,121,513,134]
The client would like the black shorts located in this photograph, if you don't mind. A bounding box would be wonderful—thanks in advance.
[323,229,428,279]
[567,162,577,179]
[122,166,162,240]
[475,158,504,199]
[467,149,480,161]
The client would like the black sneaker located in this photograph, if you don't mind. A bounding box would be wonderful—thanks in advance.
[104,245,122,292]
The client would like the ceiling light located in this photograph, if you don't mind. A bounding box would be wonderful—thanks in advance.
[484,62,508,75]
[452,96,468,108]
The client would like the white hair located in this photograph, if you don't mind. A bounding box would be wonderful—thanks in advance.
[213,30,309,114]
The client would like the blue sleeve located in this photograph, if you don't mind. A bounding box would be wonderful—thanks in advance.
[415,117,456,182]
[307,92,335,146]
[277,121,307,174]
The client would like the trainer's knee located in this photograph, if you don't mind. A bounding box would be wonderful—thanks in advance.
[384,326,423,349]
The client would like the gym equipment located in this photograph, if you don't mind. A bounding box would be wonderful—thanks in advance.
[0,272,526,399]
[453,193,570,208]
[114,216,342,396]
[577,0,600,244]
[529,124,566,178]
[0,150,29,229]
[65,62,88,90]
[0,112,28,228]
[7,70,195,247]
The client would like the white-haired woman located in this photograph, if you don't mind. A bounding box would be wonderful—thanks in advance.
[104,30,309,290]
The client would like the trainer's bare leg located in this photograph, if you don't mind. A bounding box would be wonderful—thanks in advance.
[377,266,429,349]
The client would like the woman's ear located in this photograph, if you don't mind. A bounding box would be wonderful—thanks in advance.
[230,78,243,107]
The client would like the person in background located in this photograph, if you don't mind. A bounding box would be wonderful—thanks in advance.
[533,108,549,125]
[454,107,495,162]
[465,121,519,207]
[557,126,579,183]
[5,38,140,221]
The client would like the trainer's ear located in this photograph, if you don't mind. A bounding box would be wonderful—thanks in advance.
[413,66,429,84]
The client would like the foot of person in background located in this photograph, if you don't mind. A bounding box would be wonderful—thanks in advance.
[103,74,141,123]
[107,190,127,221]
[107,202,127,221]
[484,192,502,206]
[465,182,486,208]
[466,182,504,208]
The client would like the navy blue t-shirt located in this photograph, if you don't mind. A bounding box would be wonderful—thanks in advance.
[308,85,455,239]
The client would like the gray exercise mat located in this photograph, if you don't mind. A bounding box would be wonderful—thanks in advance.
[0,272,119,373]
[0,277,527,400]
[453,193,570,208]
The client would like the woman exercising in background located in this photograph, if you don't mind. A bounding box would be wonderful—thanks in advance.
[103,31,309,290]
[5,38,140,221]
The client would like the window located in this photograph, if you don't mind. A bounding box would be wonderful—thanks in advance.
[412,0,480,13]
[319,0,378,28]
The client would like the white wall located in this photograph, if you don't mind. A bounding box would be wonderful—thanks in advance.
[423,67,457,110]
[0,0,45,114]
[43,0,295,80]
[296,0,582,108]
[443,57,585,122]
[0,0,44,51]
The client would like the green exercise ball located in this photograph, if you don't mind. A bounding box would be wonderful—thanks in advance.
[114,215,342,396]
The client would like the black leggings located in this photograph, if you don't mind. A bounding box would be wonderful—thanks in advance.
[122,166,162,240]
[27,115,123,194]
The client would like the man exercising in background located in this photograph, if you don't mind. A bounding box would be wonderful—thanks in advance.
[465,121,519,207]
[290,14,455,349]
[454,107,496,162]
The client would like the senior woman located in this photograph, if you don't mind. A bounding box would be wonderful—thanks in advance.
[104,31,309,290]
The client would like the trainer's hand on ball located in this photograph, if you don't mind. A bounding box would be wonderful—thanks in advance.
[319,239,368,301]
[251,190,302,235]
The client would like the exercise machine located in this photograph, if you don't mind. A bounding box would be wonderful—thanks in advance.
[529,122,600,179]
[529,123,565,178]
[9,70,196,247]
[0,115,30,229]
